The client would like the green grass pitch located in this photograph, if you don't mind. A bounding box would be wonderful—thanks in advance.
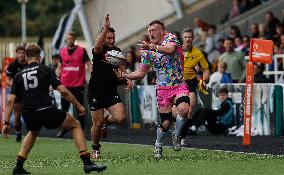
[1,136,284,175]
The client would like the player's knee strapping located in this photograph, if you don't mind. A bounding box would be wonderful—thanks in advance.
[158,112,173,132]
[175,96,190,107]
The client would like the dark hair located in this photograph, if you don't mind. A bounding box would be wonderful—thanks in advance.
[219,87,229,94]
[16,45,25,53]
[209,24,216,30]
[225,37,234,42]
[149,20,165,30]
[100,26,115,33]
[26,44,41,58]
[182,28,193,34]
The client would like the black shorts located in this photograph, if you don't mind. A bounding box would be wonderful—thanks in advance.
[22,106,66,131]
[185,78,198,94]
[88,93,122,111]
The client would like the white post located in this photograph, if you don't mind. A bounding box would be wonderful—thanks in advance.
[18,0,28,44]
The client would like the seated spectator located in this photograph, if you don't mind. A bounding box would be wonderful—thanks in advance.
[250,23,260,38]
[273,23,284,45]
[229,0,240,19]
[189,87,234,135]
[234,36,245,52]
[228,25,242,39]
[265,11,280,40]
[258,23,269,39]
[241,35,250,56]
[208,61,233,88]
[254,63,269,83]
[239,0,251,14]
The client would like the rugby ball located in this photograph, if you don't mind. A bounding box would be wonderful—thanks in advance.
[105,50,125,66]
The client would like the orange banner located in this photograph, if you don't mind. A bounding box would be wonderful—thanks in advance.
[1,57,15,129]
[249,38,273,64]
[243,62,254,146]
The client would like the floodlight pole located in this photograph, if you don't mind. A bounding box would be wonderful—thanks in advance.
[18,0,29,45]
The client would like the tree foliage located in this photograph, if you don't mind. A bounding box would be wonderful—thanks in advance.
[0,0,82,37]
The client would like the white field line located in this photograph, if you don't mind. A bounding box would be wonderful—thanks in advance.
[101,141,284,157]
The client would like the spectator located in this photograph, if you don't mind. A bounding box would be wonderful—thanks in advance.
[258,23,269,39]
[254,63,269,83]
[281,8,284,27]
[188,87,234,135]
[241,35,250,56]
[273,23,284,45]
[216,38,226,54]
[239,0,251,14]
[219,37,246,83]
[234,36,244,52]
[204,26,220,64]
[264,11,280,40]
[250,23,260,38]
[228,25,242,39]
[55,31,92,138]
[229,0,240,19]
[49,54,60,72]
[208,61,233,88]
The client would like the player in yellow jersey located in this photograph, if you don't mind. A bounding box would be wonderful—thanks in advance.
[173,28,210,144]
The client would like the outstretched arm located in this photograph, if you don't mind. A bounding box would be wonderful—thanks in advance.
[137,41,176,55]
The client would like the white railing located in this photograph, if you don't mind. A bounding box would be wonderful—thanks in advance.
[263,54,284,83]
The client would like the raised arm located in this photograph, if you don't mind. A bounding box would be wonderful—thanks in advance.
[93,14,110,54]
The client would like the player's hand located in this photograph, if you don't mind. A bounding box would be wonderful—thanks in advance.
[113,69,126,80]
[104,14,110,29]
[125,79,133,93]
[2,124,10,139]
[137,40,150,50]
[198,79,209,95]
[77,105,86,116]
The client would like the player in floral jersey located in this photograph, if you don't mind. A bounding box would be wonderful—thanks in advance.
[116,20,190,159]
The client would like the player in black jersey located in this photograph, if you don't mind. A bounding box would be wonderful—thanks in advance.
[6,46,28,142]
[88,14,132,159]
[2,44,106,175]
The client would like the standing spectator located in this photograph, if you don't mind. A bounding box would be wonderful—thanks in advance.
[219,37,246,83]
[55,31,92,138]
[250,23,260,38]
[6,46,28,142]
[189,87,234,135]
[208,61,233,88]
[264,11,280,40]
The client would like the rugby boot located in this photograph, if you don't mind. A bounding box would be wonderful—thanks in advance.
[172,135,182,151]
[16,132,22,142]
[84,162,107,173]
[13,167,31,175]
[153,146,163,159]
